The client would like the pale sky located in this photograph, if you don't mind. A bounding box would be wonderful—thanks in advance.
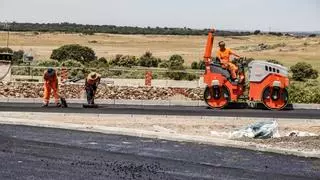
[0,0,319,32]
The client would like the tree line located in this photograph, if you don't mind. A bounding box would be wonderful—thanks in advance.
[1,22,253,36]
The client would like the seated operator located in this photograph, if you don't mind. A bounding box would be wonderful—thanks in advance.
[216,41,241,81]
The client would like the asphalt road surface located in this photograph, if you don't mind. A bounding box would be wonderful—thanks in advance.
[0,124,319,180]
[0,102,319,119]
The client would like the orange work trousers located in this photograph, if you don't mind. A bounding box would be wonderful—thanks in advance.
[222,62,238,79]
[43,81,59,104]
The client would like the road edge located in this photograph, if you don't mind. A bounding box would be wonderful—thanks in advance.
[0,98,319,110]
[0,115,319,159]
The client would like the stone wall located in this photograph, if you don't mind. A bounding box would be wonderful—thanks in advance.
[0,82,204,100]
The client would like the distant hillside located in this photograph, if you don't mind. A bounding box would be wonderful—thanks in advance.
[0,22,253,36]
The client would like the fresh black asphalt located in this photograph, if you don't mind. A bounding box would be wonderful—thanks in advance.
[0,102,319,119]
[0,124,319,180]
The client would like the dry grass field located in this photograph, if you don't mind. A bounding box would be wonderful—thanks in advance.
[1,31,319,70]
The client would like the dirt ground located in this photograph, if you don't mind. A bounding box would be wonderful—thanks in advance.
[240,136,320,152]
[1,31,320,69]
[6,113,319,153]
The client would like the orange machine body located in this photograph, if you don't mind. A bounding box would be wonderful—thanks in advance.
[204,72,244,102]
[202,28,289,110]
[249,74,289,101]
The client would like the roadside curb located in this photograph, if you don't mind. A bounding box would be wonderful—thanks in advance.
[0,98,319,110]
[0,114,319,158]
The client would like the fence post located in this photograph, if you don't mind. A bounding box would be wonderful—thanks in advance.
[145,71,152,86]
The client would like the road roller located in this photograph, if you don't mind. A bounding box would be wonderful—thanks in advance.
[203,29,289,110]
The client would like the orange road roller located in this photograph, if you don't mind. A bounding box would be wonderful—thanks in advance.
[202,29,289,110]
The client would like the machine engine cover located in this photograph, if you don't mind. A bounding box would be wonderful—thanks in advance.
[248,61,288,82]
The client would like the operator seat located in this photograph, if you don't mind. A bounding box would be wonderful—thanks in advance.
[209,57,231,80]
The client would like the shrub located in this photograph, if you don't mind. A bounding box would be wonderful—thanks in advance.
[191,61,206,70]
[185,73,198,81]
[166,55,185,80]
[198,61,206,70]
[191,61,198,69]
[290,62,319,81]
[139,51,161,67]
[109,54,138,68]
[30,60,61,76]
[287,82,320,104]
[120,55,138,67]
[165,54,198,80]
[50,44,96,64]
[108,54,122,66]
[167,70,186,80]
[61,59,84,68]
[88,57,109,69]
[159,61,169,68]
[36,59,60,67]
[168,54,184,69]
[60,60,85,78]
[12,50,25,65]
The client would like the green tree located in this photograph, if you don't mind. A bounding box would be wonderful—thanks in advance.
[290,62,319,81]
[50,44,96,64]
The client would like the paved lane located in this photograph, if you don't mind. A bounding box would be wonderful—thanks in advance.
[0,102,319,119]
[0,125,319,179]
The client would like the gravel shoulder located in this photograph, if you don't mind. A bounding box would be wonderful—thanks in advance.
[0,112,319,156]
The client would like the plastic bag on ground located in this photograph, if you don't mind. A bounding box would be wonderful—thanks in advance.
[231,121,279,139]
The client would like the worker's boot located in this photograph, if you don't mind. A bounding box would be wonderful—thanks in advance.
[41,103,48,108]
[55,103,62,107]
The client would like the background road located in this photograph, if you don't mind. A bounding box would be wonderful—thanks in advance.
[0,102,319,119]
[0,124,319,180]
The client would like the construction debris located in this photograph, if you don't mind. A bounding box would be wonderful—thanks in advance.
[288,131,317,137]
[231,121,280,139]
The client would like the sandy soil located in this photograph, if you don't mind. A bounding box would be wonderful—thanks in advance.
[1,31,319,69]
[240,136,320,152]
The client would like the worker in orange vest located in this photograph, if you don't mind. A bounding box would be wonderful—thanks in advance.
[42,68,61,107]
[85,72,101,105]
[216,41,241,81]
